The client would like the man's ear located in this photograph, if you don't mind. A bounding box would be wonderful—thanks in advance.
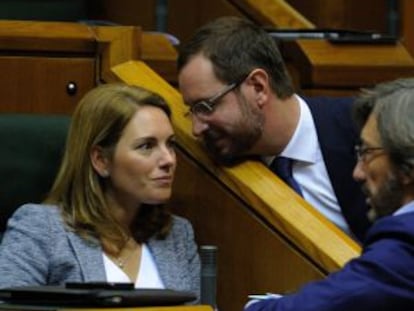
[397,162,414,186]
[90,145,110,177]
[245,68,270,108]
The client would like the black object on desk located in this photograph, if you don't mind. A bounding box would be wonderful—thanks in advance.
[200,245,218,309]
[265,28,397,44]
[0,284,196,307]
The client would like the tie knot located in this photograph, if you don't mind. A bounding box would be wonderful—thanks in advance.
[269,156,302,196]
[271,157,293,177]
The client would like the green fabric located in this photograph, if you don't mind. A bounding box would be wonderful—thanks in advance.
[0,114,70,233]
[0,0,87,22]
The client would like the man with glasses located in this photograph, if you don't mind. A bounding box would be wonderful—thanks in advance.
[177,16,370,241]
[245,77,414,311]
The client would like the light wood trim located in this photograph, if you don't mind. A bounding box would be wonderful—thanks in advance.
[92,25,141,83]
[141,32,178,84]
[110,60,361,272]
[230,0,314,28]
[0,20,96,52]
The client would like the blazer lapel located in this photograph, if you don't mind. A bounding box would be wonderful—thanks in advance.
[148,238,181,289]
[67,231,107,282]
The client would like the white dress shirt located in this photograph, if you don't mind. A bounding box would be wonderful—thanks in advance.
[265,95,351,235]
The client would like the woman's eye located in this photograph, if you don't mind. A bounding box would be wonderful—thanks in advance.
[137,142,154,150]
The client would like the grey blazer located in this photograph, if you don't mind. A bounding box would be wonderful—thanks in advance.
[0,204,200,301]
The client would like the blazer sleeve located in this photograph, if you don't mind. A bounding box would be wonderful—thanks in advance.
[0,204,56,287]
[171,216,201,302]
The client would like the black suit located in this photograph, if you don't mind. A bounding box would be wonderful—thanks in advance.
[289,96,371,241]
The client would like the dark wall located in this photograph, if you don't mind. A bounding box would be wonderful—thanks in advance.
[0,0,88,21]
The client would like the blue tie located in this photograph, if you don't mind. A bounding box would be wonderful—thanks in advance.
[270,157,303,196]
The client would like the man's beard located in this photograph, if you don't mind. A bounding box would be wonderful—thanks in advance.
[202,96,264,165]
[363,171,404,221]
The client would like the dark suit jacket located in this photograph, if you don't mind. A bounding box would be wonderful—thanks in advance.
[305,96,371,241]
[245,210,414,311]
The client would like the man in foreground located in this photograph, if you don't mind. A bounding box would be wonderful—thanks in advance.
[245,78,414,310]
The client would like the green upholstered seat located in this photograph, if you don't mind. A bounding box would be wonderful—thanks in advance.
[0,114,70,235]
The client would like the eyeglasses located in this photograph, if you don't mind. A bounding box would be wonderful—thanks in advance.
[355,144,385,164]
[186,78,245,118]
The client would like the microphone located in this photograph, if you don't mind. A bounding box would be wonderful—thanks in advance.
[200,245,218,309]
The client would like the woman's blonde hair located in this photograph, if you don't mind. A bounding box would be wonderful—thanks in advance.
[45,83,172,254]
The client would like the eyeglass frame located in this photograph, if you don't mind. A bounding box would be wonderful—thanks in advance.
[355,144,386,164]
[186,75,247,118]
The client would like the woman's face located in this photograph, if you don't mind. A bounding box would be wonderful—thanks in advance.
[106,106,176,208]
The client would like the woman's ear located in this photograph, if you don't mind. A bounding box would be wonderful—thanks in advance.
[90,145,110,178]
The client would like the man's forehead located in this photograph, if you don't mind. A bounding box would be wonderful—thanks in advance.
[361,113,381,146]
[179,54,214,78]
[178,56,223,103]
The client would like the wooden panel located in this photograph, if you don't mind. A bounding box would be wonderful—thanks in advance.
[402,0,414,57]
[285,0,388,33]
[0,20,141,113]
[0,20,96,52]
[230,0,314,28]
[93,25,141,82]
[170,149,324,311]
[0,56,94,114]
[87,0,157,29]
[281,39,414,91]
[167,0,243,44]
[141,32,178,86]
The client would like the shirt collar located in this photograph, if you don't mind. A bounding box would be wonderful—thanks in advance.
[279,95,318,164]
[393,200,414,216]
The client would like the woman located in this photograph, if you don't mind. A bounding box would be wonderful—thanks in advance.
[0,83,200,300]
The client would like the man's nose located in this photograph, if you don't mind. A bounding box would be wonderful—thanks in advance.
[191,116,209,137]
[353,160,366,182]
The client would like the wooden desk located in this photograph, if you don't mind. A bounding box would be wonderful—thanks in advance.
[282,39,414,96]
[231,0,414,96]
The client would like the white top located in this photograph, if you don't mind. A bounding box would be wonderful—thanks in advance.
[265,95,351,235]
[103,243,165,288]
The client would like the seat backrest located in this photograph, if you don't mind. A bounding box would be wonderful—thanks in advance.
[0,114,70,235]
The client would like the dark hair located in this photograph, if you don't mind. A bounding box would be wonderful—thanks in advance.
[177,16,294,99]
[353,78,414,174]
